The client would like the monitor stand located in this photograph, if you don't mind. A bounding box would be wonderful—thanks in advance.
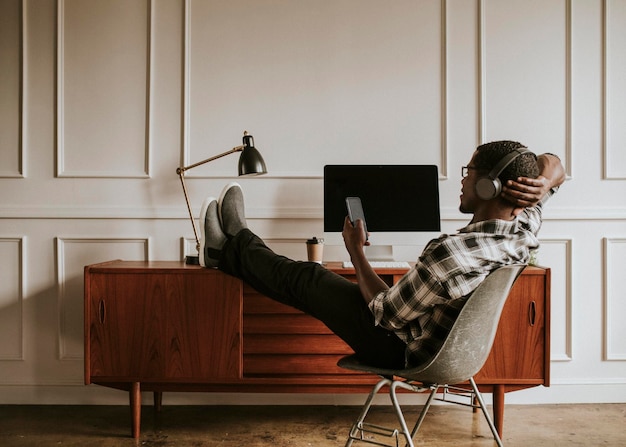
[321,234,409,263]
[364,245,393,261]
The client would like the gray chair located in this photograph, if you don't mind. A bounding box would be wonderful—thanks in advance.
[337,264,526,447]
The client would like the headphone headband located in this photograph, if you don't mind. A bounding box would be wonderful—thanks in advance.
[486,147,531,181]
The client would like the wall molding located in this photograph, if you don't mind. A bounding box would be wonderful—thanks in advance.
[565,0,573,178]
[478,0,573,176]
[55,0,153,178]
[603,237,626,360]
[56,236,150,361]
[440,0,449,179]
[183,0,450,179]
[1,205,625,221]
[540,238,573,362]
[0,237,24,361]
[0,0,24,178]
[603,0,626,179]
[181,236,196,261]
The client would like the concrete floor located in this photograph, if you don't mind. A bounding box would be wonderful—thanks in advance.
[0,404,624,446]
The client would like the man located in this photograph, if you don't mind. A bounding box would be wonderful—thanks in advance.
[199,140,565,369]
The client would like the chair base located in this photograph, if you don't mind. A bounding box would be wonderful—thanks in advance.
[345,377,503,447]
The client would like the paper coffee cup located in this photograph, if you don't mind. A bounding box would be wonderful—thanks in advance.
[306,237,324,263]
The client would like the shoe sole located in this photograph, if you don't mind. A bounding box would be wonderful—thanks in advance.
[198,196,217,268]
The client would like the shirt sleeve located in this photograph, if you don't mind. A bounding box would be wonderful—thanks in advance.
[518,186,558,235]
[368,263,449,330]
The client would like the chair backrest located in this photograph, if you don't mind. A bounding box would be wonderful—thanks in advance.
[404,264,525,384]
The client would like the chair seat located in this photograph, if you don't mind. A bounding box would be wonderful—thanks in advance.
[337,355,406,376]
[337,355,439,387]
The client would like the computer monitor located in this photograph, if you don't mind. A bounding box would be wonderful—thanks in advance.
[323,164,441,234]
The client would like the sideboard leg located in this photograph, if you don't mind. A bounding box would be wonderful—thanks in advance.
[492,385,505,436]
[154,391,163,412]
[130,382,141,439]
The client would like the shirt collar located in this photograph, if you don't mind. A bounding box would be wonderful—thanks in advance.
[459,218,519,235]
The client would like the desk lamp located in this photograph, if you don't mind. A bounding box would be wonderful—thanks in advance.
[177,131,267,264]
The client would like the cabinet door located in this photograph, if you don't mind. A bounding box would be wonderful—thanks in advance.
[87,271,242,382]
[475,272,548,383]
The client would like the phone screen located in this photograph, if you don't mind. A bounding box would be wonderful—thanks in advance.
[345,197,368,240]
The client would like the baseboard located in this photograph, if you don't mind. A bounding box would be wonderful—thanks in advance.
[0,383,625,406]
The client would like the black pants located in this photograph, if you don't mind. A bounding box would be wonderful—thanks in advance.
[219,229,407,369]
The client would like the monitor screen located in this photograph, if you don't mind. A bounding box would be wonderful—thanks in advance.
[323,165,441,233]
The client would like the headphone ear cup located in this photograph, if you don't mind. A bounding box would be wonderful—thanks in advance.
[475,177,501,200]
[473,147,530,201]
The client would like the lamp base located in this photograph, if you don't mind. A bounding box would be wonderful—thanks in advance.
[185,255,200,265]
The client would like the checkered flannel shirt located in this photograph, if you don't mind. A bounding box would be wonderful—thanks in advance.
[368,187,558,367]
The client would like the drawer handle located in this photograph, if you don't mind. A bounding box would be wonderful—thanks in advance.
[99,299,106,324]
[529,301,536,327]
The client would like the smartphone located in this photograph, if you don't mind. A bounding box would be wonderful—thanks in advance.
[345,197,368,240]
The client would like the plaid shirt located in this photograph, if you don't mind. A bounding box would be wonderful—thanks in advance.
[368,187,557,367]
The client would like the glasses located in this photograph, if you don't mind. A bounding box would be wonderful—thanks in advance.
[461,165,480,178]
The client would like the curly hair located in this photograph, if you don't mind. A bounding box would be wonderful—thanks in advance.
[474,140,539,183]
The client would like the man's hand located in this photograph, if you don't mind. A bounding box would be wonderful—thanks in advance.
[342,216,370,256]
[341,216,387,304]
[502,175,552,210]
[501,153,566,216]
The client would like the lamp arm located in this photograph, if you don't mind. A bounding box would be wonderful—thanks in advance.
[176,145,244,174]
[176,145,245,253]
[178,170,200,250]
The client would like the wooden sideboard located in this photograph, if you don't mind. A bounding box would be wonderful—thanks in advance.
[84,260,550,438]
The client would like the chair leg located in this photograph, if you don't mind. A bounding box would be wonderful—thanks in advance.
[469,378,504,447]
[409,385,438,439]
[389,381,416,447]
[345,377,391,447]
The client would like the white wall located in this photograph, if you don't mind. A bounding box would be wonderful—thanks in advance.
[0,0,625,405]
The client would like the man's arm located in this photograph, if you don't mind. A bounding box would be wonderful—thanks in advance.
[502,153,566,210]
[342,216,389,304]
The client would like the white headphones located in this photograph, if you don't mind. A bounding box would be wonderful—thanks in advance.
[475,147,532,200]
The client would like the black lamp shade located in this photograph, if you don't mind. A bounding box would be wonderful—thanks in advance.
[238,134,268,176]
